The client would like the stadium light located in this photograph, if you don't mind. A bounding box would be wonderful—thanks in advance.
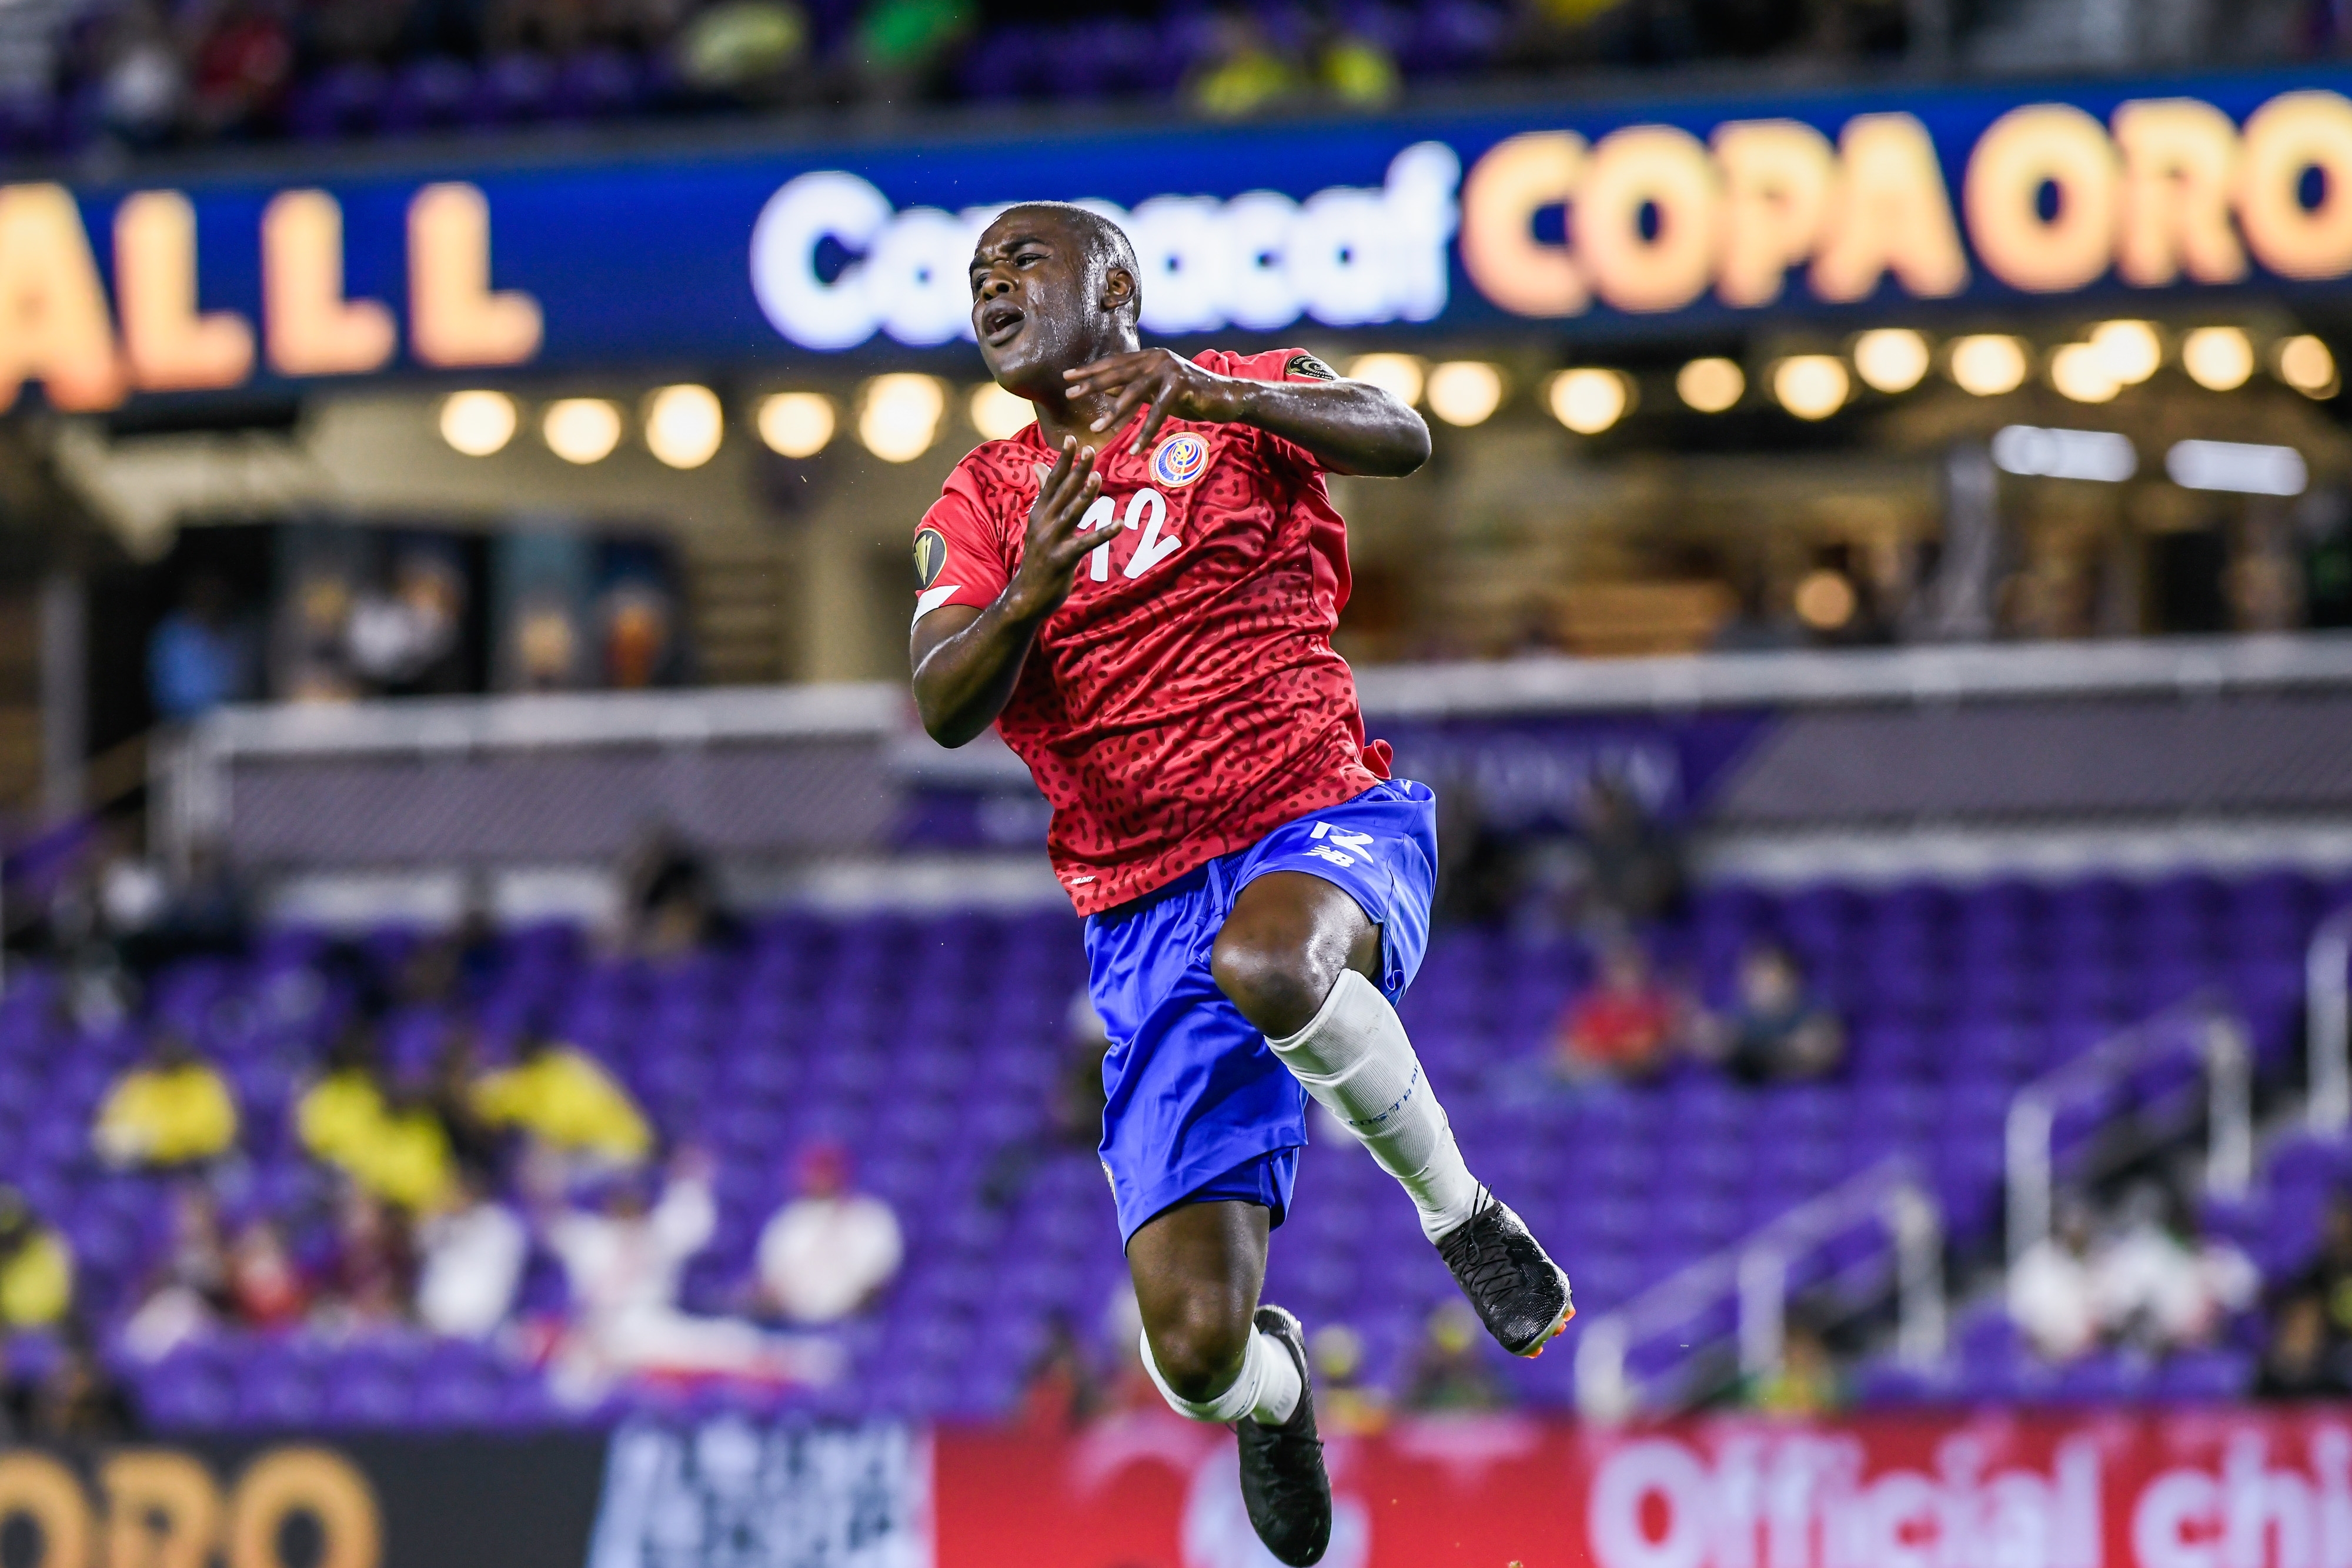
[1547,369,1629,434]
[2181,327,2254,391]
[1772,355,1848,420]
[543,398,622,464]
[1675,357,1743,413]
[758,392,836,458]
[1990,424,2137,482]
[2277,335,2340,398]
[644,384,724,469]
[439,390,516,456]
[2090,320,2161,385]
[860,374,946,462]
[968,382,1034,441]
[1851,329,1930,394]
[1426,361,1503,426]
[2049,343,2120,404]
[1347,353,1425,406]
[1948,335,2027,396]
[2167,439,2307,496]
[1793,569,1857,631]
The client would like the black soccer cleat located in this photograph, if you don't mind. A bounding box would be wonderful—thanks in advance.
[1235,1305,1331,1567]
[1435,1188,1575,1357]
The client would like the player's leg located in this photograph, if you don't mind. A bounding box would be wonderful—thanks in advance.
[1128,1199,1330,1567]
[1214,870,1478,1235]
[1212,870,1574,1356]
[1127,1199,1285,1412]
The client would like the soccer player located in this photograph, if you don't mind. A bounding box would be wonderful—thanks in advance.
[909,205,1571,1566]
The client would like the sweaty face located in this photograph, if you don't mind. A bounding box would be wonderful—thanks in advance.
[968,213,1121,394]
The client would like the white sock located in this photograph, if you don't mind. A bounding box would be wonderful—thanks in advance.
[1268,969,1481,1242]
[1139,1324,1302,1426]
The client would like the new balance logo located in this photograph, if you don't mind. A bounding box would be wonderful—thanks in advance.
[1305,821,1375,869]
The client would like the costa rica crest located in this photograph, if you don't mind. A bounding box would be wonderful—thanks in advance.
[1149,432,1210,488]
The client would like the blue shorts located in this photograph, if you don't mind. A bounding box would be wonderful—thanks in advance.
[1084,779,1439,1245]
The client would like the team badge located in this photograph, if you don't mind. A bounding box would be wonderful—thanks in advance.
[913,527,949,589]
[1150,432,1211,489]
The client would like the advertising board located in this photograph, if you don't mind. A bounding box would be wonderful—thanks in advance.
[0,72,2345,408]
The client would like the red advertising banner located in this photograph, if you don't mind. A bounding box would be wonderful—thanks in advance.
[934,1405,2352,1568]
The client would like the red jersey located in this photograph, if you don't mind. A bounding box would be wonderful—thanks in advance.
[914,347,1388,915]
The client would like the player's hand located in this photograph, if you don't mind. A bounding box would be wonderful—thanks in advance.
[1065,349,1247,454]
[1004,436,1101,622]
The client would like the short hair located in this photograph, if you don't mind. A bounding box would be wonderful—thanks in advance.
[993,202,1141,323]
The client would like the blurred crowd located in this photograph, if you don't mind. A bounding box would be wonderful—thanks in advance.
[10,763,2352,1433]
[2259,1193,2352,1399]
[144,530,689,727]
[2009,1185,2259,1374]
[18,0,1930,157]
[0,828,908,1437]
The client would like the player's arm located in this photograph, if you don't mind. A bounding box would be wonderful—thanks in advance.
[1063,349,1430,477]
[910,439,1101,748]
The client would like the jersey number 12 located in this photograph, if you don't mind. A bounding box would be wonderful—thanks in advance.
[1078,489,1181,583]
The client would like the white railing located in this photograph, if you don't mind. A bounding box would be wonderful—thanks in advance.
[1575,1158,1943,1424]
[1354,631,2352,718]
[2004,998,2251,1268]
[2308,907,2352,1135]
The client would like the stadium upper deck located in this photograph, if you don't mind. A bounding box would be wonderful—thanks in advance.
[0,0,2322,162]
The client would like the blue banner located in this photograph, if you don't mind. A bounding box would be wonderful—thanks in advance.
[0,68,2347,407]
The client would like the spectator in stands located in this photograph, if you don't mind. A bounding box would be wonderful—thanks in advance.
[1702,942,1846,1084]
[345,546,467,698]
[297,1029,457,1214]
[853,0,974,100]
[1746,1320,1845,1415]
[2094,1184,2257,1353]
[226,1218,309,1330]
[15,1330,138,1440]
[425,1028,502,1176]
[148,572,255,722]
[1307,1323,1388,1435]
[146,839,251,965]
[0,1189,70,1338]
[84,0,188,147]
[185,0,296,137]
[2010,1196,2100,1362]
[620,829,731,958]
[93,1032,240,1169]
[1569,773,1686,931]
[671,0,812,103]
[1552,939,1690,1085]
[2297,1192,2352,1344]
[122,1184,232,1359]
[2259,1291,2350,1399]
[1314,21,1399,109]
[473,1029,652,1171]
[1405,1300,1505,1412]
[395,884,499,1009]
[314,1189,416,1332]
[1186,10,1299,117]
[751,1140,904,1325]
[545,1149,837,1395]
[416,1165,529,1340]
[1018,1313,1100,1435]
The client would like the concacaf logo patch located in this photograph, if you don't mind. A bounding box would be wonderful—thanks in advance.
[1150,432,1211,489]
[913,527,949,589]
